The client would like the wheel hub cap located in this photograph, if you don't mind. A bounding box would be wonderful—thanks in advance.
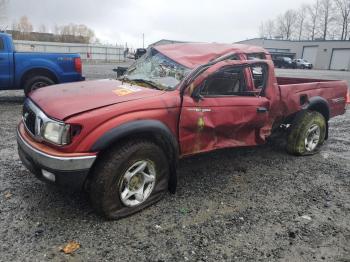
[305,124,321,152]
[119,160,156,207]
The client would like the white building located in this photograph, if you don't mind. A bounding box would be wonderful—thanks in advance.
[237,38,350,71]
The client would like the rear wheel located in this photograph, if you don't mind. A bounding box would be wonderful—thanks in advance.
[287,111,326,156]
[89,140,169,220]
[24,75,55,96]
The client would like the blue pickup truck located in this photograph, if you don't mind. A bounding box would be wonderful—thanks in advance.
[0,33,85,95]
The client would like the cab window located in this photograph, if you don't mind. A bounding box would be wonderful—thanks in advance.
[247,53,266,60]
[199,63,268,97]
[200,67,246,96]
[0,38,4,51]
[250,64,268,90]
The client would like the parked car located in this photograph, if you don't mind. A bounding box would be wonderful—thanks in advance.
[17,43,349,219]
[272,56,294,68]
[293,58,313,69]
[0,33,85,95]
[134,48,147,59]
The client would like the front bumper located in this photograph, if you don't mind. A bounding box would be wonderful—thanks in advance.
[17,124,96,190]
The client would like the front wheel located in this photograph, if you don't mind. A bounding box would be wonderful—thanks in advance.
[89,140,169,220]
[287,111,327,156]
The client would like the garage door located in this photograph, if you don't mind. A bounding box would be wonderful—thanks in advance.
[302,46,318,65]
[330,49,350,70]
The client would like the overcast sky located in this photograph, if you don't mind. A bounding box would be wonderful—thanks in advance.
[5,0,313,48]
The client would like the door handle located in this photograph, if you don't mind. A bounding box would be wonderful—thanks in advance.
[257,107,268,113]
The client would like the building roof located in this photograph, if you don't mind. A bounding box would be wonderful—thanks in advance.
[237,37,350,43]
[153,43,268,68]
[149,39,189,47]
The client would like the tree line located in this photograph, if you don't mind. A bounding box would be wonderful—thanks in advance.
[259,0,350,41]
[0,1,97,44]
[10,16,97,44]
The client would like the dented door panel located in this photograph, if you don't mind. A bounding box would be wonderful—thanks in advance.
[179,95,271,156]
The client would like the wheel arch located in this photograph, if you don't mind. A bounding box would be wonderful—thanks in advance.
[91,120,179,193]
[307,96,330,121]
[20,67,59,87]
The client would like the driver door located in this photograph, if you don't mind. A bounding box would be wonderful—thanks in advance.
[179,61,272,156]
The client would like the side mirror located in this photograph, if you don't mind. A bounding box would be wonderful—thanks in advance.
[113,67,128,78]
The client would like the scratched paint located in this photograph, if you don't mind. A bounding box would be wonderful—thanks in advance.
[197,116,205,131]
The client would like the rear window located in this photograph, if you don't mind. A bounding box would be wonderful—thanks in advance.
[0,38,4,51]
[247,53,266,60]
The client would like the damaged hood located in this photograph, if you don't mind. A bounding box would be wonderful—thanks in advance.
[29,79,164,120]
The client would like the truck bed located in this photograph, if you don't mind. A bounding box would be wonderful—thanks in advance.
[277,77,348,119]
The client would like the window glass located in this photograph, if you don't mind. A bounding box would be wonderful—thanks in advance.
[200,67,246,96]
[200,63,268,97]
[211,54,238,63]
[247,53,266,60]
[0,38,4,51]
[249,64,268,90]
[125,48,191,90]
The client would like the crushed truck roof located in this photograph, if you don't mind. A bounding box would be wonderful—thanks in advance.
[153,43,268,69]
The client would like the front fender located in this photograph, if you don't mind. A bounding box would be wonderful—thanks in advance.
[91,119,178,154]
[90,119,179,193]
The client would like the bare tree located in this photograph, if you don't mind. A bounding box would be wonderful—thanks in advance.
[16,16,33,33]
[265,20,275,38]
[306,0,321,40]
[259,22,266,38]
[55,23,95,43]
[38,24,47,33]
[259,20,275,38]
[320,0,334,40]
[335,0,350,40]
[276,10,297,40]
[76,24,94,40]
[11,20,18,31]
[296,5,308,40]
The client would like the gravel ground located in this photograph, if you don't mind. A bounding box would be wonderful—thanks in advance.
[0,64,349,262]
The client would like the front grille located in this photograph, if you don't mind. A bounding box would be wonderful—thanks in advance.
[23,101,37,136]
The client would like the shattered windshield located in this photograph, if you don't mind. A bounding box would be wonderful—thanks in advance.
[124,48,191,90]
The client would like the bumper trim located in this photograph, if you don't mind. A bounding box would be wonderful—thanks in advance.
[17,129,96,171]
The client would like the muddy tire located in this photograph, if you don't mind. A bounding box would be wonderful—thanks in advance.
[287,111,326,156]
[89,140,169,220]
[24,76,55,96]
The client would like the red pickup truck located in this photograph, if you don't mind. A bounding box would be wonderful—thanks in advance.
[17,43,349,219]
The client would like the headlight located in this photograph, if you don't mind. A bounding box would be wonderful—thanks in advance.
[42,121,71,145]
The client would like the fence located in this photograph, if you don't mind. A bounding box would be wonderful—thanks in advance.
[13,40,126,62]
